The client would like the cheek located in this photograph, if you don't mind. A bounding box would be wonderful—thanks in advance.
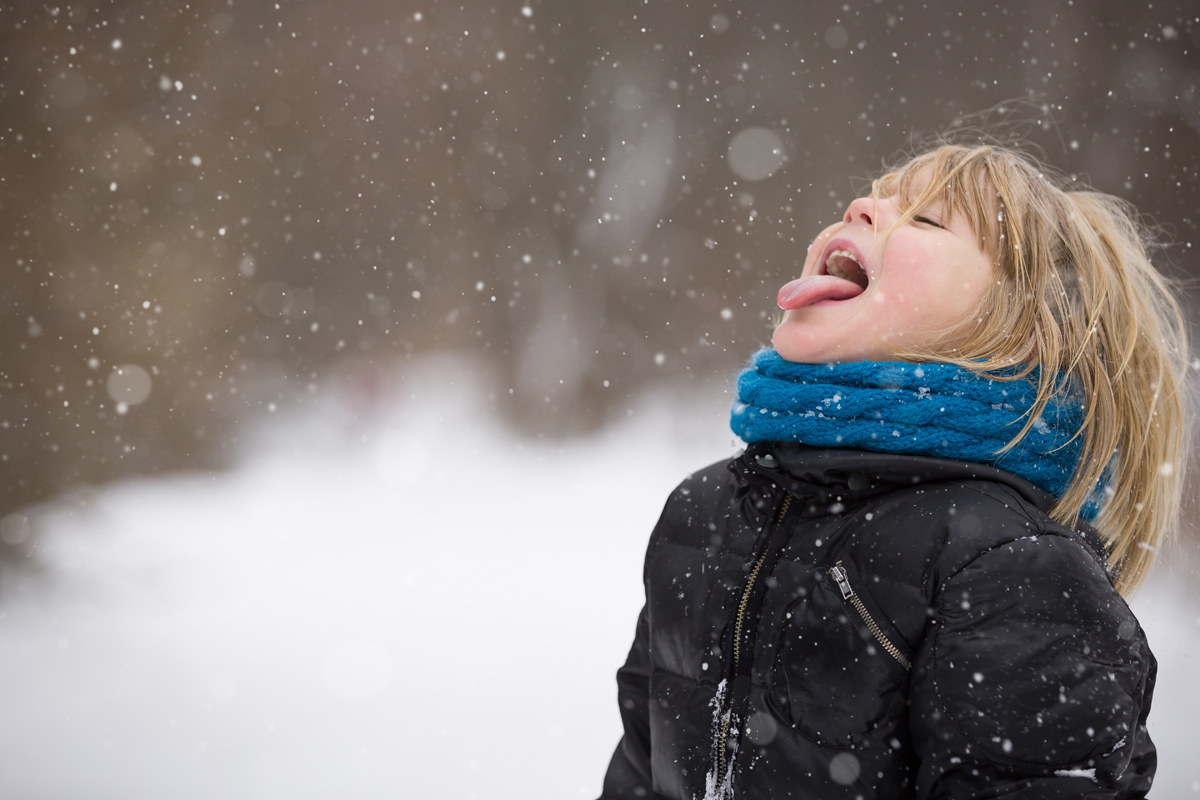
[882,236,936,279]
[880,238,941,307]
[883,237,986,315]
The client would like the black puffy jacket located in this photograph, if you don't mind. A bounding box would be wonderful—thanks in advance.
[600,442,1156,799]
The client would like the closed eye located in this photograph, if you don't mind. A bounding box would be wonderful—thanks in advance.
[914,215,946,229]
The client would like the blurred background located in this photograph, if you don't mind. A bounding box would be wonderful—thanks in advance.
[1,1,1198,798]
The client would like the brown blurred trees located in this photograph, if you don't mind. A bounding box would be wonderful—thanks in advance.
[0,0,1197,531]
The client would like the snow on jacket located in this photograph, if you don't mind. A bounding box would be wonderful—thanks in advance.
[599,442,1156,799]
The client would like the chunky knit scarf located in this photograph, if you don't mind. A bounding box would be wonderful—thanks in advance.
[730,349,1108,520]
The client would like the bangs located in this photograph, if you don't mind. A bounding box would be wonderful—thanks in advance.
[871,146,1006,260]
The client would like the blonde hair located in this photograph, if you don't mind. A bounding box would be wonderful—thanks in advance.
[872,141,1191,596]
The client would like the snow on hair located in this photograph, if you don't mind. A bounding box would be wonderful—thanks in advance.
[872,141,1191,596]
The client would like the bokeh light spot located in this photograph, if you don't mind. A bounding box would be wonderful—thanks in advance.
[825,25,849,49]
[106,365,152,406]
[727,128,786,181]
[829,752,861,785]
[745,710,778,745]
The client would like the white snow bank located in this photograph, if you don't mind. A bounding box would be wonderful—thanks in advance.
[0,358,739,800]
[0,356,1195,799]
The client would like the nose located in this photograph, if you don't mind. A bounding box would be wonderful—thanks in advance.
[843,196,876,226]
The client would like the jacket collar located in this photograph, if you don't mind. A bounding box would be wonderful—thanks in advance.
[732,441,1110,569]
[736,440,1053,508]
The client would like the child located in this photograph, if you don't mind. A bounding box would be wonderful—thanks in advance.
[598,141,1189,799]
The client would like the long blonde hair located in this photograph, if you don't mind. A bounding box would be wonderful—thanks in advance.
[872,142,1191,596]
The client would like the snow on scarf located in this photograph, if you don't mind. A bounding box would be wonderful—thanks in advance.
[730,348,1108,521]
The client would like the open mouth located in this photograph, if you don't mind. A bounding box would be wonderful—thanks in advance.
[776,241,870,310]
[822,249,869,290]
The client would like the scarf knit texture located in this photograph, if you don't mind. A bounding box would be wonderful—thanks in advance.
[730,348,1108,521]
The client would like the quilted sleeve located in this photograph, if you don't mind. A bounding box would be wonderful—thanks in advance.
[908,533,1156,799]
[599,602,654,799]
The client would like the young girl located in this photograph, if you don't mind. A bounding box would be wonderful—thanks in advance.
[599,141,1190,799]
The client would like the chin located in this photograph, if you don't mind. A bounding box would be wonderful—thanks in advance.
[772,326,841,364]
[773,316,902,363]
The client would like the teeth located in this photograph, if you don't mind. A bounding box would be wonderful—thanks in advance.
[825,249,859,270]
[824,249,869,289]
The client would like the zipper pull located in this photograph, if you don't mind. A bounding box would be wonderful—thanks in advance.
[829,563,854,600]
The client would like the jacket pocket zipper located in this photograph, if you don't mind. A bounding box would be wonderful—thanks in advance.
[829,561,911,671]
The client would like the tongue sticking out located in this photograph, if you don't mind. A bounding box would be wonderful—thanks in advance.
[777,275,866,310]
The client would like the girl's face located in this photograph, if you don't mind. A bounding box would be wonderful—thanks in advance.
[772,174,994,363]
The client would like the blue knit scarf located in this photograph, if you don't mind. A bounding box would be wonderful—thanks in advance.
[730,349,1108,520]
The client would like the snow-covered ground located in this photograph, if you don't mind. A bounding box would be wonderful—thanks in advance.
[0,357,1196,799]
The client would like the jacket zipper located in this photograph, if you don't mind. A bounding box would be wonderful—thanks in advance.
[715,492,794,786]
[829,561,911,671]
